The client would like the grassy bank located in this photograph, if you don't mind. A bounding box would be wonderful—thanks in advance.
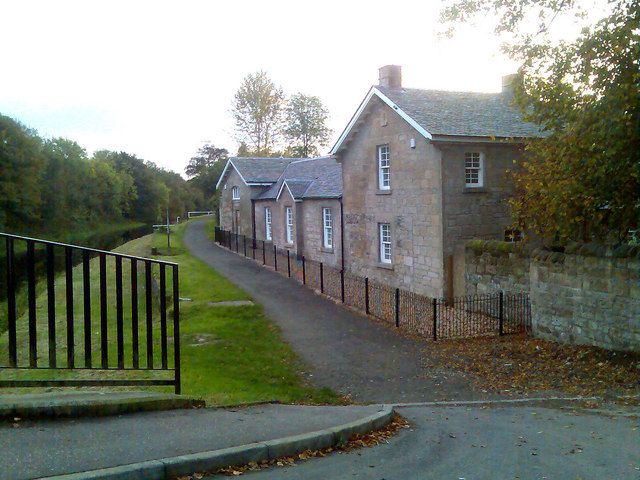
[150,219,338,405]
[0,219,339,406]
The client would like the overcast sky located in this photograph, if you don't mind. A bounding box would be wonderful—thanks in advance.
[0,0,594,175]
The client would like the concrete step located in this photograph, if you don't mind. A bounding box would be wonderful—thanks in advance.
[0,391,205,419]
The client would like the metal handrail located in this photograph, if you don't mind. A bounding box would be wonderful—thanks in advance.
[0,232,178,266]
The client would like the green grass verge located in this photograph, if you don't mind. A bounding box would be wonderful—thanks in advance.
[150,219,339,405]
[0,219,339,406]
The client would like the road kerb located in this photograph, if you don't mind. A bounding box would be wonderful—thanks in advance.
[40,405,394,479]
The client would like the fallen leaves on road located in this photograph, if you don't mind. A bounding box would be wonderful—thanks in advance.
[427,334,640,399]
[175,414,409,479]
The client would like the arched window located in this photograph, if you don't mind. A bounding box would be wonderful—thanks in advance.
[232,186,240,200]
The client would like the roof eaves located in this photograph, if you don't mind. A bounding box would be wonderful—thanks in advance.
[215,159,247,190]
[430,134,530,144]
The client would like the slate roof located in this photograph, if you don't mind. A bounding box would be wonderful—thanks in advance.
[376,86,544,139]
[258,156,343,201]
[229,157,298,184]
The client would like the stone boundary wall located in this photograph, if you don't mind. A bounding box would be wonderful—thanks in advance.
[462,240,531,295]
[463,241,640,352]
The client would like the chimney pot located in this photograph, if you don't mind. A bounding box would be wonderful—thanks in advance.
[379,65,402,89]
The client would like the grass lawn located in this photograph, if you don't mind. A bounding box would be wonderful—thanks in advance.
[0,219,339,406]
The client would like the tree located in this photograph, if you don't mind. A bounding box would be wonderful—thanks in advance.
[185,143,228,202]
[231,71,285,156]
[441,0,640,244]
[0,115,44,232]
[283,93,331,157]
[185,144,228,177]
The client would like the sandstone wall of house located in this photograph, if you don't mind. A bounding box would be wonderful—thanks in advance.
[254,187,297,252]
[299,198,342,268]
[338,98,445,298]
[218,168,258,238]
[441,143,522,255]
[463,241,640,352]
[441,143,523,297]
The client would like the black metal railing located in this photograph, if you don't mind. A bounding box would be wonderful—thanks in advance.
[0,232,181,393]
[214,227,531,340]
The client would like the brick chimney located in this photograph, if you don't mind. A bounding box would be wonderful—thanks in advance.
[378,65,402,89]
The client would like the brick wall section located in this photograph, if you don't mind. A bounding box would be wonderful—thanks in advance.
[338,98,445,297]
[463,242,640,351]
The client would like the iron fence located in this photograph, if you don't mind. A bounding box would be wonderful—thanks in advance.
[214,227,531,340]
[0,232,181,393]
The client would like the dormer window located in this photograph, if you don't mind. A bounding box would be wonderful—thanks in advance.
[232,186,240,200]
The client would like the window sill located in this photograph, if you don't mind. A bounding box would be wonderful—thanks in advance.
[376,189,392,195]
[321,246,334,254]
[377,262,394,270]
[284,243,295,248]
[462,187,487,193]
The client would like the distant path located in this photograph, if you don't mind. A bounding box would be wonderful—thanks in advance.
[184,220,481,403]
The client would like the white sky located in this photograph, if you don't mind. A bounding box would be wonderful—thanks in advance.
[0,0,595,175]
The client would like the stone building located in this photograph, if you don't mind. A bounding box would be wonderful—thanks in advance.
[254,156,343,267]
[218,66,542,298]
[217,157,294,237]
[330,65,542,298]
[218,155,343,268]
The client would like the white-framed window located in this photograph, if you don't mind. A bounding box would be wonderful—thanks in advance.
[377,145,390,190]
[232,185,240,200]
[265,207,272,241]
[379,223,392,264]
[322,208,333,249]
[465,152,484,187]
[285,207,294,244]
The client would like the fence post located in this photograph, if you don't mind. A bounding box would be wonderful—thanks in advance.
[287,250,291,277]
[302,256,306,284]
[274,245,278,271]
[173,265,181,395]
[340,270,345,303]
[365,277,369,314]
[252,237,256,260]
[432,298,437,341]
[499,291,504,336]
[235,234,239,253]
[320,262,324,293]
[395,288,400,328]
[243,235,247,257]
[262,240,266,265]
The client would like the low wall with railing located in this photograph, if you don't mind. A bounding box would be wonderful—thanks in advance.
[215,228,531,340]
[463,241,640,352]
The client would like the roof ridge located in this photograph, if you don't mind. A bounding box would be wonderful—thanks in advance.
[289,155,333,165]
[377,85,504,96]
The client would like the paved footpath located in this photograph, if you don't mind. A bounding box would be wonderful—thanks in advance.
[1,403,384,479]
[185,221,480,403]
[231,404,640,480]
